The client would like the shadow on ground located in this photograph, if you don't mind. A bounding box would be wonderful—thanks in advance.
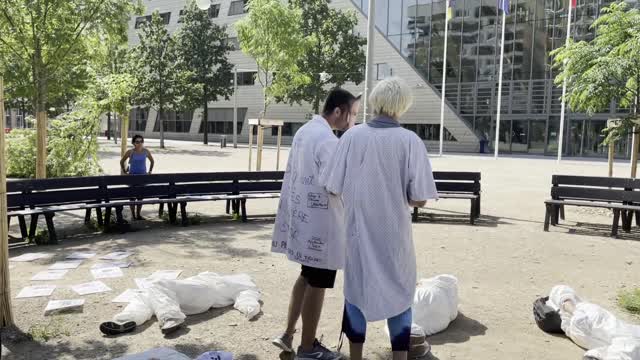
[427,313,487,345]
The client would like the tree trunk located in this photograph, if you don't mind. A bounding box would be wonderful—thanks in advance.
[0,77,15,327]
[107,112,111,140]
[632,128,639,178]
[159,104,165,149]
[608,142,615,177]
[120,112,130,164]
[33,43,48,179]
[203,90,209,145]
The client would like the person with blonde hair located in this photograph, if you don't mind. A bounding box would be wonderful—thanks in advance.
[320,77,438,360]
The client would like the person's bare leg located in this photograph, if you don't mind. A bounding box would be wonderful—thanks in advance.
[285,275,307,335]
[392,351,408,360]
[349,342,364,360]
[129,205,136,220]
[300,286,326,351]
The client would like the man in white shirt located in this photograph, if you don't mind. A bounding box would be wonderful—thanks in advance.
[271,89,360,359]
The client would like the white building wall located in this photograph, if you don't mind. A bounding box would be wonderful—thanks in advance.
[125,0,480,152]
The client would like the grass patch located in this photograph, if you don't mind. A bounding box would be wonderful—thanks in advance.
[28,319,70,342]
[619,288,640,315]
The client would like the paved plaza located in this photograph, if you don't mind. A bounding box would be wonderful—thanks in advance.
[2,138,639,360]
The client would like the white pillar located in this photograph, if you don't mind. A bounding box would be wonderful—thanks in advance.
[363,0,376,123]
[233,68,238,148]
[439,0,450,157]
[494,10,507,159]
[558,3,573,163]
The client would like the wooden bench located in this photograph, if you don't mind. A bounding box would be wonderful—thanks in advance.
[412,171,481,225]
[543,175,640,237]
[7,171,284,244]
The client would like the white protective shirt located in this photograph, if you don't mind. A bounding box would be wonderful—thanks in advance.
[320,119,438,321]
[271,115,346,270]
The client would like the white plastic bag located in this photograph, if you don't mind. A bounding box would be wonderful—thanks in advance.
[234,289,261,320]
[413,275,459,336]
[585,337,640,360]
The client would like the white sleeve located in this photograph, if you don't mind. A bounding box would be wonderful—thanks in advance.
[407,136,439,202]
[319,134,351,196]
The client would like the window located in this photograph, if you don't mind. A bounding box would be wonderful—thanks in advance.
[178,10,185,23]
[199,108,248,134]
[5,112,11,128]
[237,71,256,86]
[402,124,457,142]
[129,108,148,132]
[153,111,193,133]
[228,0,248,16]
[376,63,392,80]
[135,13,171,28]
[208,4,221,18]
[271,122,303,137]
[226,37,240,51]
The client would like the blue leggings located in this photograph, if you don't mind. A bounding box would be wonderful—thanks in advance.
[341,301,412,351]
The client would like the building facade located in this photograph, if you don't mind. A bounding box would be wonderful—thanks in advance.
[91,0,636,157]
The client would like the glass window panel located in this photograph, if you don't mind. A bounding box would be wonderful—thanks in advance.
[388,0,403,36]
[376,0,389,35]
[429,0,446,83]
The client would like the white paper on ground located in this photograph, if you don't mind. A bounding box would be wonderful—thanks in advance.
[66,252,96,260]
[149,270,182,280]
[134,278,154,290]
[92,261,132,269]
[71,281,112,295]
[112,289,145,303]
[49,260,83,270]
[44,299,85,315]
[91,267,124,279]
[16,285,56,298]
[10,253,52,262]
[100,251,133,260]
[31,270,69,281]
[112,347,190,360]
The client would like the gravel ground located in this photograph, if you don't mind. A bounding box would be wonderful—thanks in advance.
[1,138,639,360]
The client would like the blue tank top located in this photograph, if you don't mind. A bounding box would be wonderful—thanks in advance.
[129,150,147,175]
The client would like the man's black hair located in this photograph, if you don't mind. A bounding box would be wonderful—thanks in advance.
[322,88,357,116]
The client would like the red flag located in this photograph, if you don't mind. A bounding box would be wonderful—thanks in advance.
[571,0,576,8]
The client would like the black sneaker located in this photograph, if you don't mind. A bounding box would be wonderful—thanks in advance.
[100,321,136,336]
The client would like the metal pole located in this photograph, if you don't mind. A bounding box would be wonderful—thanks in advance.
[233,68,238,148]
[494,9,507,159]
[363,0,376,123]
[439,0,450,157]
[557,2,573,163]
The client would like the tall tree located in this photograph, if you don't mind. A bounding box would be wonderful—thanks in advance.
[0,0,141,178]
[133,12,191,149]
[283,0,366,113]
[236,0,310,117]
[553,1,640,177]
[177,1,234,145]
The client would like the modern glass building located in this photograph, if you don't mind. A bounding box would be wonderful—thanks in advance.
[352,0,634,157]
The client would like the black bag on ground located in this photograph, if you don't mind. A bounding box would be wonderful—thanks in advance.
[533,296,564,334]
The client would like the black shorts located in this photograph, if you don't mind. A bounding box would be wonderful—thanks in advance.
[301,265,337,289]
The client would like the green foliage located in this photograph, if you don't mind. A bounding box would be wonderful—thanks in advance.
[236,0,311,116]
[0,0,142,113]
[176,1,234,143]
[281,0,366,113]
[28,319,70,342]
[552,1,640,145]
[619,288,640,315]
[132,12,192,146]
[6,102,102,178]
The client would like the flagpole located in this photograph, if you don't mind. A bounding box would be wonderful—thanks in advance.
[494,4,507,159]
[557,1,573,163]
[439,0,450,157]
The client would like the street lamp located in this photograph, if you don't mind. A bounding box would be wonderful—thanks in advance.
[196,0,210,10]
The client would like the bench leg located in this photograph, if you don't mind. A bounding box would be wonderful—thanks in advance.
[159,203,164,217]
[180,202,188,226]
[612,209,621,237]
[636,211,640,227]
[624,210,633,233]
[560,205,565,221]
[241,199,247,223]
[169,203,177,224]
[115,206,124,225]
[84,208,92,224]
[553,205,561,225]
[104,207,112,229]
[412,207,419,222]
[469,199,475,225]
[226,199,231,214]
[18,215,28,239]
[544,204,551,232]
[96,208,104,227]
[476,195,481,217]
[233,199,240,216]
[44,213,58,245]
[29,214,39,242]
